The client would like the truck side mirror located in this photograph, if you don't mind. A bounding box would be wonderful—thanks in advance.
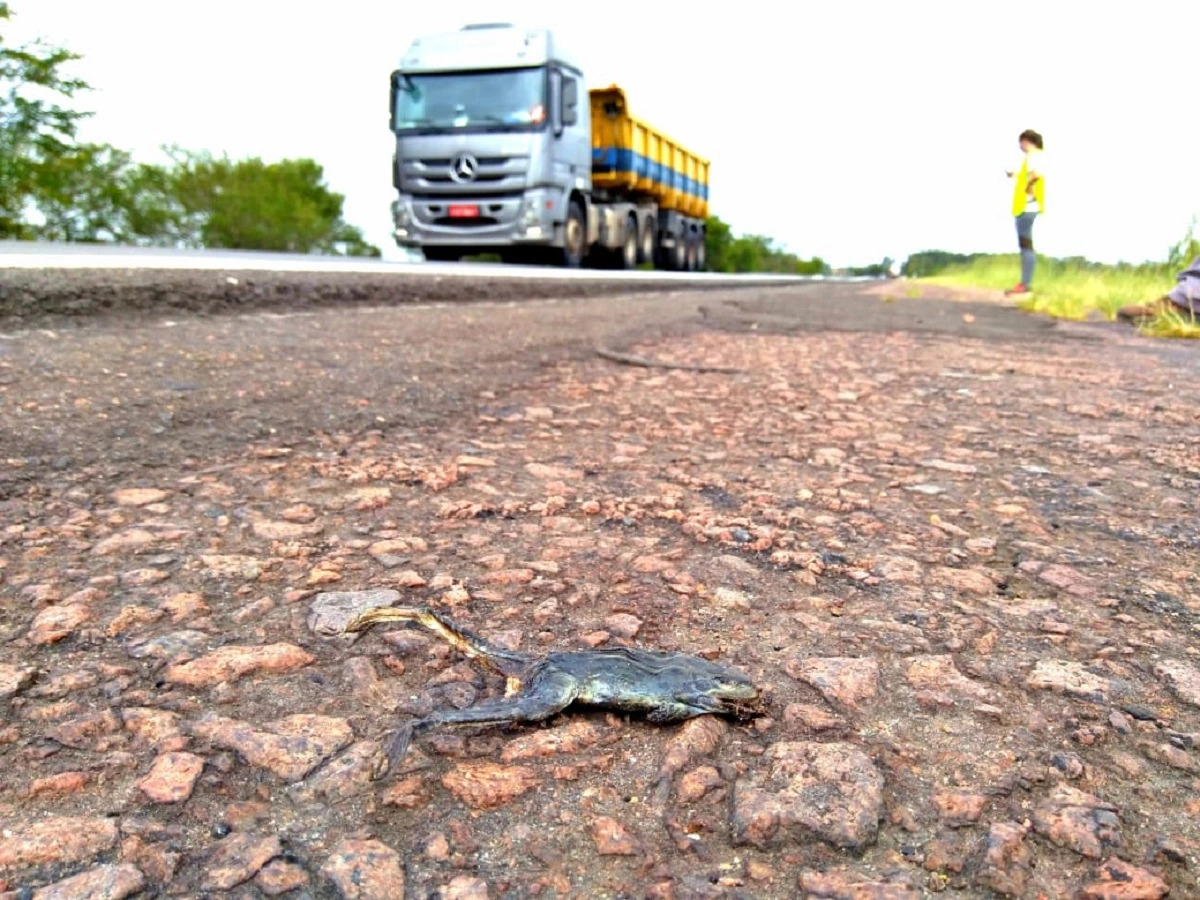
[562,78,578,127]
[550,69,564,137]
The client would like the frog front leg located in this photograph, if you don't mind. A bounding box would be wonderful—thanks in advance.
[371,671,580,779]
[645,701,716,724]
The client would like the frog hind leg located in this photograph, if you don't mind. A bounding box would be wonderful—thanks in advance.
[343,605,530,677]
[370,670,580,780]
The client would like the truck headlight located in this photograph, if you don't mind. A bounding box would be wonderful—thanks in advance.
[522,196,543,226]
[392,200,412,228]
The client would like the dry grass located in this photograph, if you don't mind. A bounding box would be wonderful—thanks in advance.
[1139,306,1200,339]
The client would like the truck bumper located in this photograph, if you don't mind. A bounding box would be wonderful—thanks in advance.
[392,189,562,248]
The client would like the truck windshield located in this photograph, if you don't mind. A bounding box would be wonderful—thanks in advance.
[394,68,547,132]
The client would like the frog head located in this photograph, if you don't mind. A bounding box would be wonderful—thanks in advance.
[683,661,764,719]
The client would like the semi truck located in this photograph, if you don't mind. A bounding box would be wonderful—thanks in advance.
[389,23,710,270]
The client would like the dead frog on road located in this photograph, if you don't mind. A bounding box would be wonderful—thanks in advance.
[342,605,766,779]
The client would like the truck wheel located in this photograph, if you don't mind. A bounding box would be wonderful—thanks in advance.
[619,216,638,270]
[637,218,655,265]
[695,234,707,271]
[560,201,585,268]
[672,237,687,272]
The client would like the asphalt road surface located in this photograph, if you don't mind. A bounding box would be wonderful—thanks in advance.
[0,239,840,283]
[1,279,1199,899]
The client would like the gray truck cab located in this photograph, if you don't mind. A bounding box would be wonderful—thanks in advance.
[390,24,592,265]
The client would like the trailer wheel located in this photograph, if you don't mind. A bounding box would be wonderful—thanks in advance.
[637,218,655,266]
[672,237,687,271]
[695,233,707,271]
[619,216,638,270]
[560,200,585,268]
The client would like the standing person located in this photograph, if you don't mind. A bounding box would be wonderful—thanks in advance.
[1004,129,1045,296]
[1116,254,1200,322]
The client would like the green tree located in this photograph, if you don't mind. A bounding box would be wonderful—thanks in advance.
[704,215,734,272]
[158,149,380,256]
[32,141,136,241]
[705,215,828,275]
[0,1,91,237]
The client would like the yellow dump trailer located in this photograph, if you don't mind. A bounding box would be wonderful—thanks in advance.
[590,85,710,220]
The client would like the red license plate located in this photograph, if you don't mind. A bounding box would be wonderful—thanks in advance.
[447,204,479,218]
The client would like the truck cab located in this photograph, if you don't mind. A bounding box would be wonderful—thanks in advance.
[390,24,592,265]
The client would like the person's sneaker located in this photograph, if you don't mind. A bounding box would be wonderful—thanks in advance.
[1004,283,1032,296]
[1116,295,1182,323]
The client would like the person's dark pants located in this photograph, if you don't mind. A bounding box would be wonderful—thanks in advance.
[1015,212,1037,286]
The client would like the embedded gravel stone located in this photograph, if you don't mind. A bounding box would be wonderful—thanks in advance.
[933,790,988,827]
[905,655,997,703]
[201,833,283,891]
[308,589,402,637]
[798,870,919,898]
[785,657,880,709]
[1153,660,1200,708]
[1032,784,1123,859]
[287,740,382,805]
[138,750,205,803]
[28,602,92,645]
[1080,857,1169,900]
[975,821,1034,896]
[442,761,540,809]
[732,741,885,850]
[592,816,639,855]
[164,642,315,686]
[29,863,146,900]
[112,487,171,507]
[192,713,355,781]
[499,721,605,761]
[0,816,119,867]
[320,838,406,899]
[1026,660,1113,703]
[0,662,36,698]
[256,859,311,896]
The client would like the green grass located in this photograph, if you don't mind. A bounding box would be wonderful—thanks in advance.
[1138,307,1200,339]
[919,253,1177,322]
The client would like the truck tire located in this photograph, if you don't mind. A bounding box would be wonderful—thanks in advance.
[560,200,585,268]
[672,237,687,272]
[637,218,655,266]
[696,234,707,271]
[619,216,638,270]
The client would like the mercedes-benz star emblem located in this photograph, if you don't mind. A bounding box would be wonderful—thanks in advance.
[449,153,478,183]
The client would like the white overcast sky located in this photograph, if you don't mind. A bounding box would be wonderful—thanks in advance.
[8,1,1199,267]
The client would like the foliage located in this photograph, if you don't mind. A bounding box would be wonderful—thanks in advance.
[0,1,91,237]
[142,148,380,256]
[912,223,1198,333]
[901,250,989,278]
[841,257,895,277]
[0,3,378,255]
[32,141,135,241]
[705,215,827,275]
[1166,217,1199,271]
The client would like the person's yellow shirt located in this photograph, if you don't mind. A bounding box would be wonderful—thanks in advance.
[1011,149,1045,215]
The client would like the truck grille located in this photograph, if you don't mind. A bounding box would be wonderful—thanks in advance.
[402,156,526,191]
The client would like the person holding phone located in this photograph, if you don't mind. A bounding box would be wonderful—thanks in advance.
[1004,129,1045,297]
